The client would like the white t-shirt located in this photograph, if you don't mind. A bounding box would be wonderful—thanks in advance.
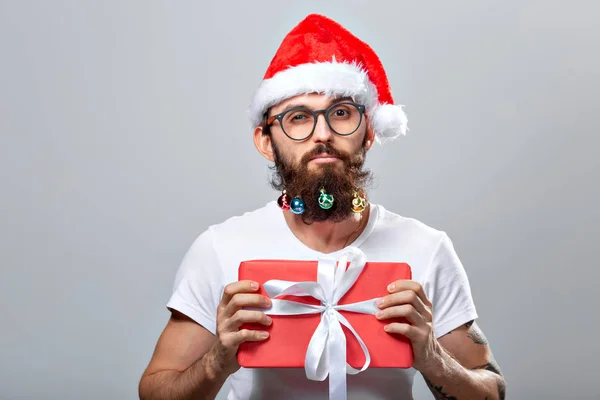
[166,201,478,400]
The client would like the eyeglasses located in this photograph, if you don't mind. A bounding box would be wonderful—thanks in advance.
[265,102,366,141]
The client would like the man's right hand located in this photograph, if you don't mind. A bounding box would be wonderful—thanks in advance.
[210,280,273,376]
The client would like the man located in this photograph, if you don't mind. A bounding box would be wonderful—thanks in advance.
[138,14,506,400]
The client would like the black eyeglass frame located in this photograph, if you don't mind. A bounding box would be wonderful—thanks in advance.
[264,101,366,141]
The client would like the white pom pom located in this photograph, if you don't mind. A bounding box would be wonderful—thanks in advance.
[370,103,408,143]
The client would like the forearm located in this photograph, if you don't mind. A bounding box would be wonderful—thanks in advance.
[421,346,506,400]
[139,347,230,400]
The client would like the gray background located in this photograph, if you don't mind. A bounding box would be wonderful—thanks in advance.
[1,1,598,399]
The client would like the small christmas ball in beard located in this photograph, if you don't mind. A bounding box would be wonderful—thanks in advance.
[290,197,305,214]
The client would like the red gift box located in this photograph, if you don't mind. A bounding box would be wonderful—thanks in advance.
[237,258,414,369]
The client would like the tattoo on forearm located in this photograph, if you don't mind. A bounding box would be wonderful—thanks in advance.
[473,357,506,400]
[496,378,506,400]
[438,320,506,400]
[473,360,502,376]
[424,361,506,400]
[497,379,506,400]
[423,376,457,400]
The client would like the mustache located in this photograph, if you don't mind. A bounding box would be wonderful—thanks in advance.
[300,143,349,164]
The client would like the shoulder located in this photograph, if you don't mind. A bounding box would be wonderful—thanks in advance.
[186,201,282,257]
[371,203,447,249]
[207,201,280,237]
[175,201,280,276]
[373,205,472,284]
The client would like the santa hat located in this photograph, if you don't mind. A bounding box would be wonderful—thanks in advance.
[248,14,408,143]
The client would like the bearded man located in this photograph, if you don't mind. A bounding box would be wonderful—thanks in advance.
[139,14,506,400]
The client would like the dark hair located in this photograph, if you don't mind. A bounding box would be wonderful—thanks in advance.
[260,112,272,137]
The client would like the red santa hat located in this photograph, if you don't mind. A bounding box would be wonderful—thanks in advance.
[249,13,408,143]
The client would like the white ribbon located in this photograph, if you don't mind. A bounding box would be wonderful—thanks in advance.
[262,247,380,400]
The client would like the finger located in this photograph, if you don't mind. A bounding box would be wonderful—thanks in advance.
[230,329,270,347]
[387,280,432,308]
[376,304,427,326]
[377,291,432,322]
[226,310,273,331]
[383,322,417,340]
[220,280,260,307]
[224,293,271,318]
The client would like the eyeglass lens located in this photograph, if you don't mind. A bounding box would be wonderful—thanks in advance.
[280,103,362,140]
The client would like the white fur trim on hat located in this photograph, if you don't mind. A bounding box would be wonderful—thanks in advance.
[248,60,408,142]
[370,103,409,143]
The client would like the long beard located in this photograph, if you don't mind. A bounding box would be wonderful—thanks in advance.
[269,141,373,224]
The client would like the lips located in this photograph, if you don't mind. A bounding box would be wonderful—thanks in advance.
[311,153,339,160]
[310,155,340,164]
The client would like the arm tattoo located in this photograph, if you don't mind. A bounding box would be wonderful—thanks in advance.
[437,320,506,399]
[423,376,457,400]
[465,321,489,345]
[473,360,502,376]
[473,357,507,400]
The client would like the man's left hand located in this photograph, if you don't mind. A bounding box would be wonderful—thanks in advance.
[375,280,442,373]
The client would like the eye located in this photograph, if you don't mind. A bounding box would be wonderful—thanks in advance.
[329,104,353,119]
[284,109,313,124]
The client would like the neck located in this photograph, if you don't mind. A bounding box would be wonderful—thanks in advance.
[282,204,370,254]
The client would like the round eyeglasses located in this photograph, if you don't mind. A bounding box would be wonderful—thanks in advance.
[265,102,366,141]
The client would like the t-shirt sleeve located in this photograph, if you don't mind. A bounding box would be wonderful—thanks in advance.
[422,232,478,338]
[166,227,225,335]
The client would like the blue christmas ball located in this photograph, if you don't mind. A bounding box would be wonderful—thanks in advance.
[290,197,305,214]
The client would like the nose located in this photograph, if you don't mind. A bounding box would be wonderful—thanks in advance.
[311,113,334,143]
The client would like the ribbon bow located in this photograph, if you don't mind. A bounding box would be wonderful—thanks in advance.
[262,247,381,400]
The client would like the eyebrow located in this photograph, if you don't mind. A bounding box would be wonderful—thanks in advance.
[277,96,354,114]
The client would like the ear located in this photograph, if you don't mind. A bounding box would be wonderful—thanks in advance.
[253,125,275,162]
[363,119,376,150]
